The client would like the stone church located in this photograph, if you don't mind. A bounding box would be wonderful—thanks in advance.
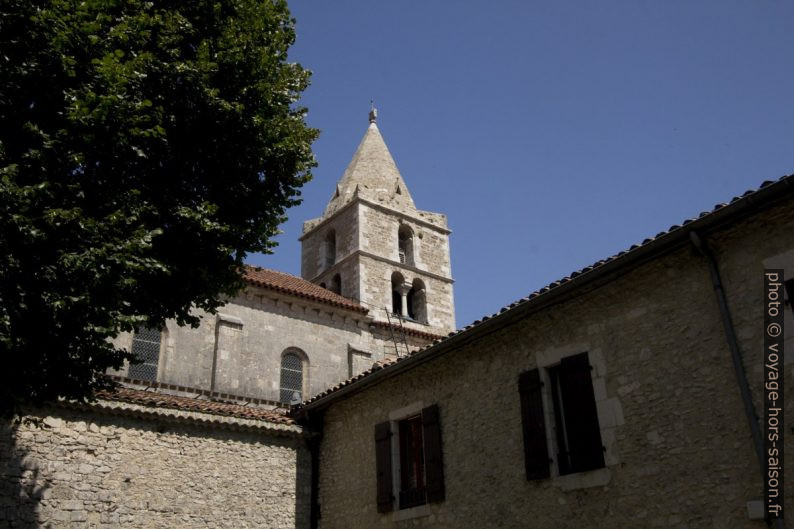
[111,107,455,407]
[1,111,793,528]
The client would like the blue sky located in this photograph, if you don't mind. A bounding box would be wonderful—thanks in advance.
[247,0,794,328]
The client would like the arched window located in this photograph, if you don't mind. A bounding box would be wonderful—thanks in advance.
[329,273,342,295]
[128,327,161,381]
[324,229,336,268]
[280,351,305,404]
[409,279,427,323]
[391,271,405,316]
[398,225,414,266]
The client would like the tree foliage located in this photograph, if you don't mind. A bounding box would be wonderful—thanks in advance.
[0,0,318,414]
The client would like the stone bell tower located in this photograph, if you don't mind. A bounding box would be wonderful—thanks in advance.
[300,108,455,334]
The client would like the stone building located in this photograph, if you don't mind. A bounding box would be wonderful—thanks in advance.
[2,110,793,528]
[1,110,456,528]
[110,109,453,406]
[300,174,794,528]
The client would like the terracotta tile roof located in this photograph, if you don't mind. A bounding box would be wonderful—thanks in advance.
[243,265,367,314]
[94,386,295,425]
[371,320,445,342]
[297,174,794,411]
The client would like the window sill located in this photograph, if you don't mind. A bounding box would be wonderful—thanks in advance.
[392,503,432,522]
[553,467,611,491]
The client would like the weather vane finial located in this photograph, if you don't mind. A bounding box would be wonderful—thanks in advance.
[368,100,377,124]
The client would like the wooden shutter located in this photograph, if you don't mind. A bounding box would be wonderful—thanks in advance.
[558,352,605,473]
[375,421,394,513]
[518,368,551,480]
[421,404,445,503]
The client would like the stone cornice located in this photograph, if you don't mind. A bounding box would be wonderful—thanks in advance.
[299,197,451,242]
[311,249,454,285]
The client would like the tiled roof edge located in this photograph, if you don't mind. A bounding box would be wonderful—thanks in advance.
[108,375,287,409]
[243,265,368,314]
[370,320,445,341]
[41,384,303,435]
[296,173,794,413]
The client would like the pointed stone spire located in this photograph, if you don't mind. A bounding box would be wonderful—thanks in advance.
[323,108,415,217]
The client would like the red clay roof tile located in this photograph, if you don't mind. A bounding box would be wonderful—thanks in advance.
[243,265,367,314]
[95,386,295,425]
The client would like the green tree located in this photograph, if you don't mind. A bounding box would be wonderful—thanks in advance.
[0,0,318,414]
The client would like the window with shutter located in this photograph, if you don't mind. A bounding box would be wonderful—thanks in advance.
[421,404,445,503]
[398,416,425,509]
[374,403,446,515]
[518,369,550,480]
[375,421,394,513]
[554,352,605,474]
[519,352,605,479]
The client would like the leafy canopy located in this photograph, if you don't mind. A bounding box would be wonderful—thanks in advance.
[0,0,318,414]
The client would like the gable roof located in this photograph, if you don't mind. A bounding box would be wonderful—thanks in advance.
[297,173,794,412]
[243,265,367,314]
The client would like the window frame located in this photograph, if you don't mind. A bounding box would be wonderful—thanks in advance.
[279,350,307,404]
[375,402,445,520]
[128,327,162,382]
[519,351,607,481]
[397,415,426,509]
[398,224,414,266]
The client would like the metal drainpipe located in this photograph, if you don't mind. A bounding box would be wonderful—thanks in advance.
[690,231,784,528]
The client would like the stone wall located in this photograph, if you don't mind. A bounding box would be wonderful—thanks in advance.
[357,254,455,334]
[1,405,310,528]
[357,202,455,332]
[113,279,435,403]
[300,204,359,283]
[315,201,794,528]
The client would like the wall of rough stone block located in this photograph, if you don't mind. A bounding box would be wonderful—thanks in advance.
[356,202,455,332]
[358,255,455,334]
[1,407,310,529]
[301,204,359,282]
[315,201,794,529]
[358,203,452,277]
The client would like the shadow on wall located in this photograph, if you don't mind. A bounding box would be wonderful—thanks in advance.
[1,416,51,528]
[295,438,313,529]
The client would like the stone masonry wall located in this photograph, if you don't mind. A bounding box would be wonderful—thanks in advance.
[359,203,451,278]
[301,204,359,282]
[1,406,310,529]
[358,255,455,334]
[317,201,794,529]
[115,282,427,402]
[358,203,455,332]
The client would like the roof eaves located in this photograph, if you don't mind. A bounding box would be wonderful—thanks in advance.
[49,395,303,436]
[243,267,368,315]
[297,174,794,413]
